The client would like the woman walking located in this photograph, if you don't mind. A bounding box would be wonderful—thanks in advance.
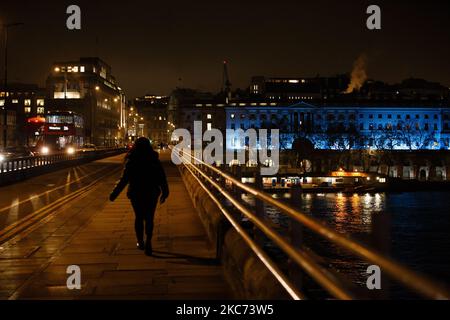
[109,137,169,256]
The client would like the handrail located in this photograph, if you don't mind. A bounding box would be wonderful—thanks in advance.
[174,147,450,299]
[183,163,305,300]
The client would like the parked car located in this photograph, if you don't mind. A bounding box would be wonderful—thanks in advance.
[81,144,97,152]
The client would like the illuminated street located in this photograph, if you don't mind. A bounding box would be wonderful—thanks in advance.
[0,150,231,299]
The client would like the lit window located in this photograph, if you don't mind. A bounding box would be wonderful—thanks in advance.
[37,107,45,114]
[37,99,44,106]
[80,66,85,72]
[159,116,162,120]
[230,113,235,119]
[0,100,4,106]
[12,99,18,104]
[54,92,80,99]
[207,123,212,131]
[207,114,212,119]
[24,107,31,113]
[24,99,31,106]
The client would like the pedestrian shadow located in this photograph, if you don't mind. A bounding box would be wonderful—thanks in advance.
[151,250,220,266]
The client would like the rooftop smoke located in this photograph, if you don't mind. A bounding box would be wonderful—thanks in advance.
[345,54,368,93]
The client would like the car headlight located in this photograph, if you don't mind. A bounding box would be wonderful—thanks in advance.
[41,146,50,155]
[67,147,75,155]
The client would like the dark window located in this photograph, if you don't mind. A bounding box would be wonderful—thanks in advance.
[415,114,420,119]
[369,124,374,130]
[388,114,392,119]
[434,124,438,131]
[378,114,382,119]
[425,114,429,119]
[359,114,364,119]
[406,115,411,119]
[424,123,429,131]
[369,114,374,119]
[378,124,383,130]
[359,123,364,130]
[434,114,439,120]
[397,115,401,119]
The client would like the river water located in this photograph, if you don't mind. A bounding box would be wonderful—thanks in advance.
[242,191,450,298]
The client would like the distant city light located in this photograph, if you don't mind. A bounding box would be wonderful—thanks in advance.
[95,86,100,91]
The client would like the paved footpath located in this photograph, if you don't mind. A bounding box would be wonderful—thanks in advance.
[0,150,231,299]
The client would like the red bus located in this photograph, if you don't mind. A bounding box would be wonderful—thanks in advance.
[35,111,84,154]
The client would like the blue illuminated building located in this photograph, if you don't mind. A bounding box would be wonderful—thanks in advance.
[225,101,450,151]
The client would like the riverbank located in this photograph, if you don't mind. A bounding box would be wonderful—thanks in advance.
[263,179,450,194]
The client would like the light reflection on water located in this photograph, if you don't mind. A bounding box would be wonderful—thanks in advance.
[261,192,385,235]
[240,191,450,295]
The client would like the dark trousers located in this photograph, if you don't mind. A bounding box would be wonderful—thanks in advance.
[130,195,159,242]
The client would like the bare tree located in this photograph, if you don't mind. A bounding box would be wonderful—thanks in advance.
[397,120,437,150]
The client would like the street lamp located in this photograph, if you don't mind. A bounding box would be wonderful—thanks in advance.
[1,22,24,148]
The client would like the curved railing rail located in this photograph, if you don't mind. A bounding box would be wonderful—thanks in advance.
[174,147,450,300]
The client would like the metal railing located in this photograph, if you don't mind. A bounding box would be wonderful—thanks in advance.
[175,148,450,300]
[0,148,125,174]
[0,148,126,186]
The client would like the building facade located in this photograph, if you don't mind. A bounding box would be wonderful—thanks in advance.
[0,83,46,148]
[135,95,170,145]
[225,101,450,151]
[168,89,226,144]
[250,75,349,101]
[45,57,126,146]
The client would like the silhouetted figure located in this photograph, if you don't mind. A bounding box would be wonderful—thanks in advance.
[109,137,169,256]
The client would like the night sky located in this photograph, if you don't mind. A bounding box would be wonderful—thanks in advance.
[1,0,450,97]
